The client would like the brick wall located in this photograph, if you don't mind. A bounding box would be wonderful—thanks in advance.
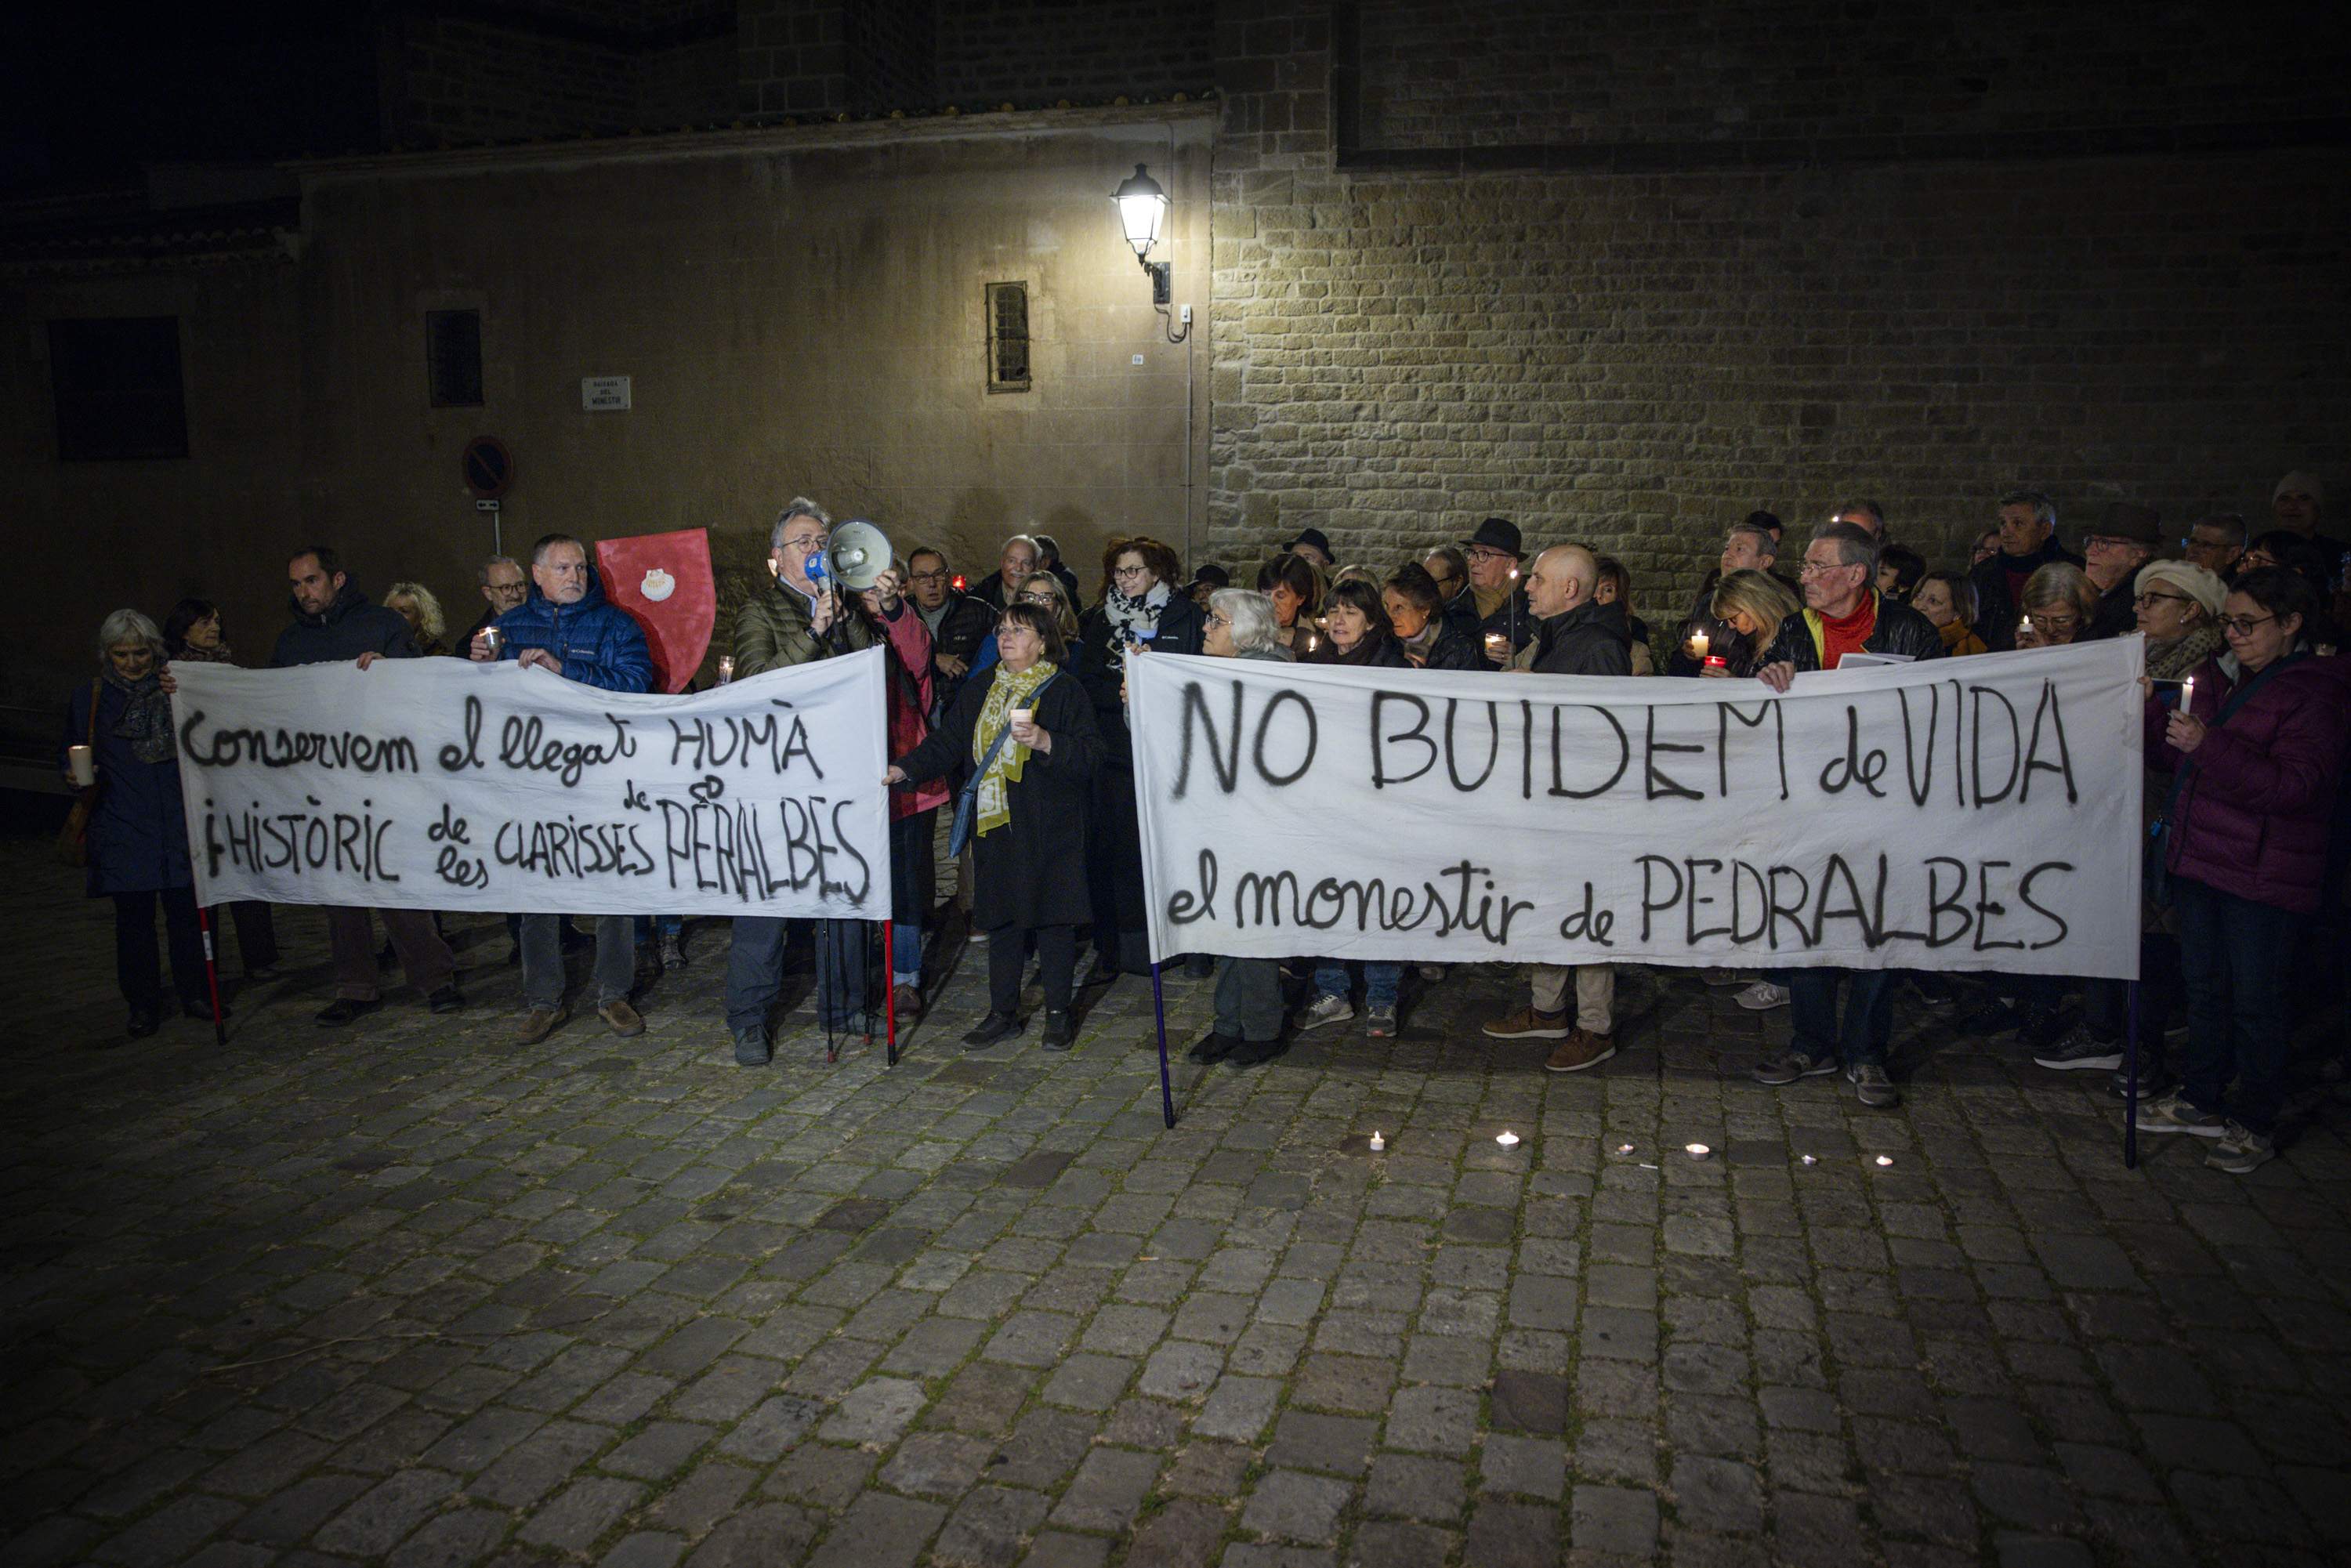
[845,0,936,113]
[737,0,846,115]
[1203,0,2351,603]
[397,17,640,143]
[935,0,1215,106]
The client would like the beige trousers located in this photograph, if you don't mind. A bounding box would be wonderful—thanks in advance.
[1531,963,1614,1034]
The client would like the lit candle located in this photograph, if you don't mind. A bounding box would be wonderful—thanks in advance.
[2180,675,2194,710]
[1873,1154,1894,1168]
[1690,630,1709,660]
[1494,1131,1520,1148]
[715,655,734,685]
[1368,1132,1384,1153]
[1685,1143,1712,1160]
[2019,614,2034,639]
[1799,1154,1818,1167]
[1615,1143,1635,1155]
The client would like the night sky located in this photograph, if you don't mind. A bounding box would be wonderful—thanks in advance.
[1,3,379,194]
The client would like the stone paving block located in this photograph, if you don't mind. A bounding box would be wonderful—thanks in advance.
[1462,1497,1557,1567]
[878,1431,995,1497]
[1266,1410,1377,1476]
[603,1421,715,1479]
[683,1503,819,1566]
[1048,1447,1161,1533]
[1239,1469,1353,1544]
[1195,1373,1282,1440]
[933,1485,1053,1568]
[520,1477,645,1552]
[313,1468,459,1557]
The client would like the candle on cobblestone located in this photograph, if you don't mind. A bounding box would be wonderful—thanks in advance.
[1800,1154,1818,1166]
[1368,1132,1384,1152]
[1494,1131,1520,1148]
[1685,1143,1712,1159]
[1874,1154,1894,1168]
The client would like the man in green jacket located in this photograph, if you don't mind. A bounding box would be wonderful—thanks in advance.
[726,497,878,1065]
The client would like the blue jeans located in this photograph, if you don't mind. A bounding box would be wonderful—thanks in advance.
[725,917,868,1033]
[632,914,682,944]
[1313,961,1399,1010]
[1788,967,1893,1070]
[2172,875,2297,1134]
[522,913,633,1011]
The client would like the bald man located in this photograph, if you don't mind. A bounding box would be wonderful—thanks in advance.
[1484,542,1632,1071]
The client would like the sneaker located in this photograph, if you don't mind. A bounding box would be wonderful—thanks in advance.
[1545,1027,1617,1074]
[2206,1121,2276,1174]
[1482,1005,1570,1041]
[1847,1062,1901,1107]
[1294,994,1355,1032]
[1187,1030,1241,1064]
[514,1005,568,1044]
[659,932,688,970]
[599,999,646,1037]
[2106,1066,2172,1101]
[1733,981,1790,1012]
[2133,1090,2226,1137]
[1753,1046,1836,1085]
[1040,1010,1076,1051]
[733,1026,771,1066]
[427,983,465,1016]
[962,1010,1024,1048]
[1700,967,1752,988]
[1364,1005,1398,1038]
[2032,1023,2123,1072]
[314,997,381,1027]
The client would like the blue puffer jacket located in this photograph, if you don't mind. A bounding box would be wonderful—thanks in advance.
[493,570,654,693]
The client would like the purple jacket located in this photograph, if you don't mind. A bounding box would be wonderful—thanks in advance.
[2147,653,2351,912]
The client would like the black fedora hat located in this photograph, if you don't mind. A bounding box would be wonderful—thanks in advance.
[1285,527,1333,559]
[1464,516,1523,558]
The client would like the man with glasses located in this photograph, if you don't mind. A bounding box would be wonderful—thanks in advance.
[2181,514,2246,583]
[2078,502,2161,640]
[725,498,878,1066]
[905,545,995,713]
[1667,517,1788,675]
[463,556,528,650]
[473,533,654,1045]
[1462,516,1534,665]
[1423,544,1476,639]
[1969,489,2081,650]
[1748,523,1943,1108]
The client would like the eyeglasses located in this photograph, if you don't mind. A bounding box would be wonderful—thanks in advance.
[786,533,828,552]
[1465,547,1512,563]
[2081,535,2143,552]
[2133,592,2193,609]
[2219,613,2277,636]
[1113,564,1151,579]
[2030,614,2081,632]
[1205,611,1231,628]
[1016,591,1057,605]
[907,568,948,584]
[1798,560,1857,577]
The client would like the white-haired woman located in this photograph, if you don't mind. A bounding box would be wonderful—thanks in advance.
[1188,589,1299,1067]
[384,581,451,657]
[64,610,214,1038]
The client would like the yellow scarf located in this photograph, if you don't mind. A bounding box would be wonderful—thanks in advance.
[972,660,1057,839]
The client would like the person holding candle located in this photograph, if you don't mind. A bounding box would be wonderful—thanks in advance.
[1302,578,1408,670]
[1462,516,1534,665]
[2010,563,2099,649]
[1259,552,1327,658]
[1698,570,1800,679]
[67,610,215,1040]
[1667,517,1788,676]
[2135,567,2351,1171]
[1969,489,2082,651]
[1907,571,1987,657]
[888,602,1101,1050]
[1382,563,1482,670]
[1077,536,1203,987]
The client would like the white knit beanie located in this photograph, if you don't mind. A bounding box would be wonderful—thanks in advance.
[2273,470,2326,508]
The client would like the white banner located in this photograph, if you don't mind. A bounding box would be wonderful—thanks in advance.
[172,650,889,919]
[1130,640,2144,977]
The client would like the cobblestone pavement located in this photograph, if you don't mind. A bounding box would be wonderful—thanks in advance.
[6,831,2351,1568]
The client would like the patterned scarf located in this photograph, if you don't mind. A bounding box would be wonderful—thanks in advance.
[2146,624,2225,683]
[172,642,236,664]
[103,665,176,764]
[971,660,1059,840]
[1103,579,1171,651]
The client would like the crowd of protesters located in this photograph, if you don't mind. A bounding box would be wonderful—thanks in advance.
[64,470,2351,1174]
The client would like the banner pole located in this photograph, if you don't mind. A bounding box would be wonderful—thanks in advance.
[2123,980,2139,1169]
[883,920,897,1066]
[1150,960,1176,1129]
[196,903,226,1048]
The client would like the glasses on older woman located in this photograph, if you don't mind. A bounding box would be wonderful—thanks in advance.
[2132,592,2193,610]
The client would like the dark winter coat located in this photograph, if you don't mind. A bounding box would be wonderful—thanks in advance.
[2149,652,2351,913]
[1755,592,1945,672]
[1407,621,1484,671]
[1531,599,1633,678]
[1306,631,1411,668]
[494,572,654,693]
[2087,577,2139,642]
[893,664,1103,930]
[920,592,998,708]
[1476,585,1536,661]
[1077,592,1204,767]
[1969,535,2084,652]
[270,581,418,668]
[734,574,875,677]
[64,679,191,897]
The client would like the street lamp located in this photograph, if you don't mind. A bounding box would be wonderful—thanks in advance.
[1113,162,1172,302]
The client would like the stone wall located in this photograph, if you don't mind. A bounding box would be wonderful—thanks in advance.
[934,0,1216,107]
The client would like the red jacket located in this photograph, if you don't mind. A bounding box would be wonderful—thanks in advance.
[875,603,951,819]
[2147,653,2351,912]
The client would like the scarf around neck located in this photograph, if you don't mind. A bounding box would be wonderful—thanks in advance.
[103,666,176,764]
[172,642,236,664]
[972,660,1059,840]
[1104,581,1171,650]
[2147,623,2226,683]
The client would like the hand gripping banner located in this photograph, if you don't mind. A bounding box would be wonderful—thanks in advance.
[172,648,888,919]
[1128,639,2145,978]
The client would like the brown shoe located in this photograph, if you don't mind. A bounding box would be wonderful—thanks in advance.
[515,1005,568,1044]
[1545,1027,1617,1074]
[599,999,645,1037]
[891,983,925,1020]
[1483,1005,1570,1041]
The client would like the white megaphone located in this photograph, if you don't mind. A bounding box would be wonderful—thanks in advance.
[807,518,893,592]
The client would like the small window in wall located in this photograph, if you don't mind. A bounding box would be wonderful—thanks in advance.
[426,309,484,407]
[987,282,1030,393]
[48,317,187,462]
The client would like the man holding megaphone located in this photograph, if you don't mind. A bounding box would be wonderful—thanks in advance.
[726,497,880,1064]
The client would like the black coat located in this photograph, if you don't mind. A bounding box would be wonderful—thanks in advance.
[893,665,1102,931]
[1475,586,1536,661]
[1757,592,1946,672]
[1531,599,1634,677]
[1076,592,1204,766]
[922,592,999,712]
[1969,537,2084,652]
[65,680,192,897]
[1409,622,1484,671]
[271,581,418,668]
[2088,577,2139,641]
[1306,631,1411,668]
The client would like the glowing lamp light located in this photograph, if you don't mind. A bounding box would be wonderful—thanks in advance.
[1112,163,1169,259]
[951,574,968,592]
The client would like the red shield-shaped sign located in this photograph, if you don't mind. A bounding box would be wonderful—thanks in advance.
[596,529,715,693]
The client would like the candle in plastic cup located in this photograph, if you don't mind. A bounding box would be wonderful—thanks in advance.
[1009,708,1034,726]
[1704,655,1727,669]
[716,655,734,685]
[480,628,504,658]
[67,744,95,787]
